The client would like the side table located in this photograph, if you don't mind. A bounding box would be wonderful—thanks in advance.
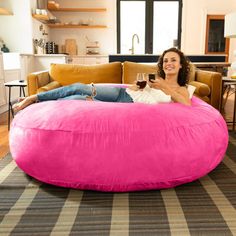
[4,80,27,130]
[220,77,236,130]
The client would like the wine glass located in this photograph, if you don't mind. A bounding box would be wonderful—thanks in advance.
[136,73,147,89]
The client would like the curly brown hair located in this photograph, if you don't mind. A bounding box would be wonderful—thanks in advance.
[157,47,190,86]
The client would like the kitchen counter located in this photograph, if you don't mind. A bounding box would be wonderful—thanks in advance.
[20,54,108,57]
[72,54,108,57]
[34,54,69,57]
[20,53,69,57]
[109,54,230,75]
[69,55,109,65]
[193,62,231,75]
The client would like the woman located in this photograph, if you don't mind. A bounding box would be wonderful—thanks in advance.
[13,47,191,112]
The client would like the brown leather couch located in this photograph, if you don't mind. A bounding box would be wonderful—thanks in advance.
[27,61,222,109]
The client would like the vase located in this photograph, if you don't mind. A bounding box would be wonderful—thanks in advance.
[1,44,10,53]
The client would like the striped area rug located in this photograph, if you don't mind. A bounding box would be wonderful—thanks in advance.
[0,133,236,236]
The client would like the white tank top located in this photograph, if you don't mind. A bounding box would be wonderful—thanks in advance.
[126,85,172,104]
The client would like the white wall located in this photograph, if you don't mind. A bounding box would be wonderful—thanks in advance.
[182,0,236,62]
[1,0,236,63]
[49,0,236,60]
[0,0,33,53]
[49,0,117,55]
[31,0,50,49]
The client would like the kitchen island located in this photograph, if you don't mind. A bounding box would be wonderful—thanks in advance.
[109,54,228,63]
[109,54,230,75]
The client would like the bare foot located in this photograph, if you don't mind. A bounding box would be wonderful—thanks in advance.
[86,96,93,101]
[13,96,37,112]
[18,97,25,102]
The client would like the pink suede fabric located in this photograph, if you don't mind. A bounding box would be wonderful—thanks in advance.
[10,96,228,192]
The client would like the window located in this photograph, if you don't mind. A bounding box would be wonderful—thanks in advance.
[120,1,146,54]
[117,0,182,54]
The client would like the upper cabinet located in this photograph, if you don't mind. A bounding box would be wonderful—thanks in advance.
[32,0,107,29]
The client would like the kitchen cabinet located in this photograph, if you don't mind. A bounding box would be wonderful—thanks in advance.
[0,53,6,107]
[0,81,6,107]
[4,70,21,83]
[0,53,22,114]
[0,69,23,114]
[0,53,4,80]
[20,54,68,74]
[0,53,7,112]
[34,54,68,71]
[70,55,108,65]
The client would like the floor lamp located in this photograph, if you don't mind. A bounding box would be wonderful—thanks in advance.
[225,12,236,78]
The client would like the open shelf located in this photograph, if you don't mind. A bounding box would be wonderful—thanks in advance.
[48,8,107,12]
[32,15,107,28]
[32,14,50,23]
[0,8,13,15]
[47,24,107,29]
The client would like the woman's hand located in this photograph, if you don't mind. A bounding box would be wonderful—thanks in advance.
[128,84,140,91]
[150,77,191,106]
[149,77,169,91]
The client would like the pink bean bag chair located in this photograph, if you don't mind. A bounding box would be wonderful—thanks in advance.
[10,96,228,192]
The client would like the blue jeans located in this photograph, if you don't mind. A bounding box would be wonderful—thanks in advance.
[37,83,133,103]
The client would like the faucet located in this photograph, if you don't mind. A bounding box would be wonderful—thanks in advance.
[129,34,139,54]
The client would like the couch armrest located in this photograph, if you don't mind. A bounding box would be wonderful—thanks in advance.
[195,70,222,109]
[27,70,50,95]
[37,81,61,93]
[188,81,210,97]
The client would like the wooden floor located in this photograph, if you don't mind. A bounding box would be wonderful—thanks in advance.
[0,112,9,158]
[0,96,235,159]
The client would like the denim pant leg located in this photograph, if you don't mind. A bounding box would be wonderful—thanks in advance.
[58,95,87,100]
[37,83,131,103]
[37,83,93,101]
[93,86,121,102]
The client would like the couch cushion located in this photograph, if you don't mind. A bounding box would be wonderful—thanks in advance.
[188,63,196,82]
[49,62,122,86]
[123,61,196,85]
[122,61,157,84]
[37,81,61,94]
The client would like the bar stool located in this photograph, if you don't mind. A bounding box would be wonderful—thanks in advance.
[220,77,236,130]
